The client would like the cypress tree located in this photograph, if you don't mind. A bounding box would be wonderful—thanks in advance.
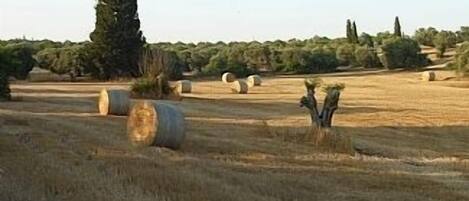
[346,19,353,43]
[90,0,145,80]
[352,21,359,43]
[394,16,402,37]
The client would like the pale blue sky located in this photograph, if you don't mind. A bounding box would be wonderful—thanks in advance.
[0,0,468,43]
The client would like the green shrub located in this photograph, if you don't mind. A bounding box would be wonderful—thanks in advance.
[203,46,256,77]
[310,48,339,73]
[36,45,86,76]
[336,44,357,66]
[414,27,438,46]
[354,46,382,68]
[378,37,429,69]
[131,77,172,99]
[1,43,35,80]
[275,48,312,73]
[433,31,458,58]
[269,47,339,74]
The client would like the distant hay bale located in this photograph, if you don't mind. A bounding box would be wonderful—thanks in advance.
[27,67,70,82]
[176,80,192,94]
[231,80,248,94]
[422,71,436,81]
[127,101,186,149]
[222,72,236,83]
[98,89,130,116]
[247,75,262,87]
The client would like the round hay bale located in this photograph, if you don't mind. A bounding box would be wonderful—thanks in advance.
[176,80,192,94]
[98,89,130,116]
[222,72,236,83]
[127,101,186,149]
[422,71,436,81]
[231,80,248,94]
[247,75,262,87]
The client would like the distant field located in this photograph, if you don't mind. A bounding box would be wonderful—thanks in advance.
[1,69,469,201]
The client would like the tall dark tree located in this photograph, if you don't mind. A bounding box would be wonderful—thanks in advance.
[346,20,353,43]
[90,0,145,80]
[394,16,402,37]
[352,21,359,43]
[0,49,12,101]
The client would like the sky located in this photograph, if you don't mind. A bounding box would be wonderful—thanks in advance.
[0,0,468,43]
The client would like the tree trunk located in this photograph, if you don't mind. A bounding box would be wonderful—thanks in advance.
[300,87,341,130]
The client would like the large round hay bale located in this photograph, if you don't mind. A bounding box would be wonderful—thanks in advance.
[127,101,186,149]
[231,80,248,94]
[422,71,436,81]
[247,75,262,87]
[98,89,130,116]
[222,72,236,83]
[176,80,192,94]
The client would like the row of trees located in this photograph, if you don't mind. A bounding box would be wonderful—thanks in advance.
[414,27,467,57]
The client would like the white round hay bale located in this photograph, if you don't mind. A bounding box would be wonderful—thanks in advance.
[247,75,262,87]
[98,89,130,116]
[176,80,192,94]
[127,101,186,149]
[222,72,236,83]
[422,71,436,81]
[231,80,249,94]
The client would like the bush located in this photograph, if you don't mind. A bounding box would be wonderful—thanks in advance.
[131,77,172,99]
[36,45,86,76]
[271,48,338,74]
[310,48,339,73]
[378,38,429,69]
[354,46,382,68]
[336,44,357,66]
[434,31,458,58]
[414,27,438,46]
[275,48,312,73]
[203,46,256,77]
[450,42,469,76]
[2,43,35,80]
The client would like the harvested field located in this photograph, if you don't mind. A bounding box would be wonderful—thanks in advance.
[1,69,469,201]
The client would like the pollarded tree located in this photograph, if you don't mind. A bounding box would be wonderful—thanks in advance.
[394,16,402,37]
[300,78,352,154]
[90,0,145,80]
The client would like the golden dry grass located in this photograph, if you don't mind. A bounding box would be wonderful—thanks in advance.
[1,69,469,201]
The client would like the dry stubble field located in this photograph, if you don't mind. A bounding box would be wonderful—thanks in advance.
[1,69,469,201]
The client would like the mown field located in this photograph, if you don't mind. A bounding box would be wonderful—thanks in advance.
[1,68,469,201]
